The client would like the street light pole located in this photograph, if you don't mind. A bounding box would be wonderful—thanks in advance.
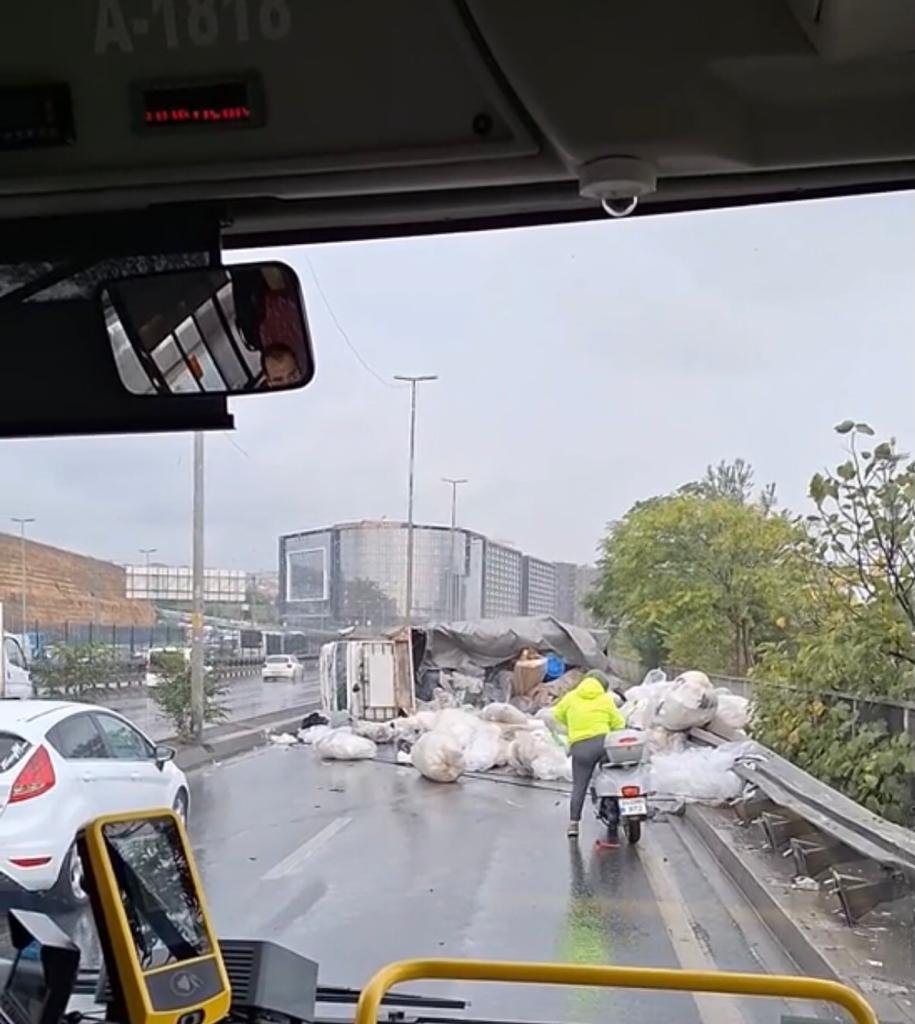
[394,374,438,629]
[190,432,205,740]
[442,478,468,620]
[11,517,35,637]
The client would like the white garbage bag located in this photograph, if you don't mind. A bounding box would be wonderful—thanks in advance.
[270,732,299,746]
[508,730,573,781]
[648,742,753,804]
[654,671,718,731]
[433,708,481,748]
[621,678,673,729]
[462,720,504,772]
[641,668,668,687]
[315,728,377,761]
[353,720,396,744]
[298,724,332,745]
[411,732,465,783]
[479,703,530,726]
[710,693,750,732]
[645,725,688,756]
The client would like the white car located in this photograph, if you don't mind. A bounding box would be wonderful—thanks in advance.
[0,700,188,906]
[262,654,304,682]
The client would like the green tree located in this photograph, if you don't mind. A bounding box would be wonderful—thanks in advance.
[149,652,228,742]
[756,421,915,696]
[589,492,804,674]
[679,457,777,511]
[32,643,120,700]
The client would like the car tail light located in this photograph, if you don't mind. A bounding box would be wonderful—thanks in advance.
[621,785,641,798]
[619,736,639,744]
[10,746,56,803]
[10,856,51,867]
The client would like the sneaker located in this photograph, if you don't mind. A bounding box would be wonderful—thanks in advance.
[567,821,580,838]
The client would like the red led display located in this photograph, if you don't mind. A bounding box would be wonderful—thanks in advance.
[137,79,260,132]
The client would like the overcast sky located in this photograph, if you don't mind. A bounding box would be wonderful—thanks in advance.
[1,191,913,572]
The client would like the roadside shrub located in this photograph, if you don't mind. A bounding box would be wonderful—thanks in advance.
[149,652,228,742]
[32,642,119,700]
[751,684,913,824]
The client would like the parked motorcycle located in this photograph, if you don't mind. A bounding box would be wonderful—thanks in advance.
[590,728,649,845]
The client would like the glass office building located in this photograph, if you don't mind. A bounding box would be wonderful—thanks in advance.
[278,521,587,629]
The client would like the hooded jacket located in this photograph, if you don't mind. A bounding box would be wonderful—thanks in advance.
[553,676,626,745]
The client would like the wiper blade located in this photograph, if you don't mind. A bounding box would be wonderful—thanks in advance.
[318,987,466,1010]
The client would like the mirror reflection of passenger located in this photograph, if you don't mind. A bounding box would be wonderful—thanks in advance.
[262,343,302,387]
[232,265,307,389]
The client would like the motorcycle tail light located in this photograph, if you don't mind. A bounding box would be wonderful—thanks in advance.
[621,785,640,798]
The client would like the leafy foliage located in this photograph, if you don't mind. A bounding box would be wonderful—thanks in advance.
[751,683,912,823]
[679,457,777,512]
[32,643,120,700]
[340,576,399,626]
[756,421,915,697]
[588,490,804,674]
[149,652,228,741]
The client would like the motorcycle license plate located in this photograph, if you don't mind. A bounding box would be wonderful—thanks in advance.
[619,797,647,817]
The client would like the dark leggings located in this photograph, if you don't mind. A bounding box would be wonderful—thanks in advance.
[569,735,607,822]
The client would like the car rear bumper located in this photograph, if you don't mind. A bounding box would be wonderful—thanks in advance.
[0,855,61,894]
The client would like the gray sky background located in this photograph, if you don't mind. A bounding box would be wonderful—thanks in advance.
[1,191,913,572]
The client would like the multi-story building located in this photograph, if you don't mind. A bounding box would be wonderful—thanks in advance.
[521,555,557,617]
[554,562,598,627]
[279,521,595,629]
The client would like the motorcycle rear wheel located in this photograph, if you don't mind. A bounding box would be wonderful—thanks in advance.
[624,818,642,845]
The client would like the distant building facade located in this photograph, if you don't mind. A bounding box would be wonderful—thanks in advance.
[554,562,598,627]
[279,521,593,629]
[126,565,247,605]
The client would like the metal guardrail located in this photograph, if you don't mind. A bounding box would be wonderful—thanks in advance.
[691,725,915,925]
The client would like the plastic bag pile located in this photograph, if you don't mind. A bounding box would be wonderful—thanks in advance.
[392,703,572,784]
[620,669,750,754]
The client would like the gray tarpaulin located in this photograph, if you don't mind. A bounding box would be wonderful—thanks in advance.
[416,616,609,674]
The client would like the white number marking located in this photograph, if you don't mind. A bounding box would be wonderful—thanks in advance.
[95,0,291,54]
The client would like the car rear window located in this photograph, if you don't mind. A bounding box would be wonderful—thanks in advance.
[0,732,30,773]
[266,656,288,663]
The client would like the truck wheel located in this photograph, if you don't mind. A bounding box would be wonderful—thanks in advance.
[625,819,642,845]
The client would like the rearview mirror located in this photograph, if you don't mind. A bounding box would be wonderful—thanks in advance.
[101,262,314,396]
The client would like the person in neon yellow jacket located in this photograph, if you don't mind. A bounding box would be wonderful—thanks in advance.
[553,671,626,842]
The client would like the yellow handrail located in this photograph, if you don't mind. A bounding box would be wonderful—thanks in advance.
[354,959,878,1024]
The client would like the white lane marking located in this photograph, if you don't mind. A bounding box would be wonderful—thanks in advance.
[262,816,351,881]
[637,839,746,1024]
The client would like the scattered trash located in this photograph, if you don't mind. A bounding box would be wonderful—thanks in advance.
[792,876,820,892]
[395,749,413,766]
[411,732,465,783]
[301,711,329,731]
[353,719,396,744]
[866,960,884,969]
[299,724,332,745]
[648,742,752,803]
[315,728,377,761]
[270,732,299,746]
[710,692,750,733]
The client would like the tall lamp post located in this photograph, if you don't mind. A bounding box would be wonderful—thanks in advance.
[11,517,35,638]
[393,374,438,629]
[442,478,468,620]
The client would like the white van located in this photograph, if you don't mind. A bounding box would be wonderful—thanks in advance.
[319,637,415,721]
[3,635,32,698]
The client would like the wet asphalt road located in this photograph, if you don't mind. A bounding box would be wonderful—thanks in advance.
[0,743,810,1024]
[102,669,318,739]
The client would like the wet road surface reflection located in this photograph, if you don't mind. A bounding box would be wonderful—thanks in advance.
[1,746,801,1024]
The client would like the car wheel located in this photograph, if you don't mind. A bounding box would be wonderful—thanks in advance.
[173,789,189,825]
[52,843,89,907]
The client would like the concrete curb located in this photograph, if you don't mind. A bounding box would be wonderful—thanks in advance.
[169,703,318,772]
[684,803,912,1024]
[684,804,837,980]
